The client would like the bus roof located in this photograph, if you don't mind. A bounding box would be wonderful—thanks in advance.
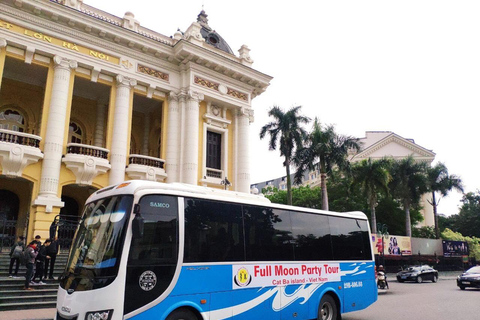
[87,180,368,221]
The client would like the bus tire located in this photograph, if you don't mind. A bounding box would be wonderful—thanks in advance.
[166,309,197,320]
[318,294,338,320]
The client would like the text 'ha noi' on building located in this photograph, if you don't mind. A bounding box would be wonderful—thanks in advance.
[0,0,272,247]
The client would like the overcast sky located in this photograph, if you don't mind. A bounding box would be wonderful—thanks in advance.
[87,0,479,216]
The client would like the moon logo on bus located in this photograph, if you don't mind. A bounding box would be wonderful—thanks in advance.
[139,270,157,291]
[234,267,252,287]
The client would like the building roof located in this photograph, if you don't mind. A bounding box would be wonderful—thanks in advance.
[197,10,234,55]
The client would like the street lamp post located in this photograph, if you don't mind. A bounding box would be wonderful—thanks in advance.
[220,177,231,190]
[377,223,389,267]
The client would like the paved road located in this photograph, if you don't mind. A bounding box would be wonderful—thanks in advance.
[343,278,479,320]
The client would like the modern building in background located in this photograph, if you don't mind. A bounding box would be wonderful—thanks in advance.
[0,0,271,243]
[251,131,436,227]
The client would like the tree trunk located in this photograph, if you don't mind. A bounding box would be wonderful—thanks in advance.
[432,191,439,239]
[285,158,292,206]
[320,172,329,211]
[371,203,377,234]
[405,201,412,237]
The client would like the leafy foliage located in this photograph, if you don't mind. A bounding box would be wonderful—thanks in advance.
[441,228,480,260]
[412,226,436,239]
[260,106,310,205]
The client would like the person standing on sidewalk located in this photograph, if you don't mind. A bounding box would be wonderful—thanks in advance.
[32,239,51,285]
[24,241,38,290]
[45,237,59,280]
[9,235,25,278]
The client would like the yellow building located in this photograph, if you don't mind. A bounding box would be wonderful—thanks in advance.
[0,0,271,246]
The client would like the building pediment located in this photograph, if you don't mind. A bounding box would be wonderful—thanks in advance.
[352,132,435,162]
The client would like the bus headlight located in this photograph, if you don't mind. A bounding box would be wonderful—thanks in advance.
[85,310,113,320]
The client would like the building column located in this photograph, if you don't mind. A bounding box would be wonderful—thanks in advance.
[165,92,180,183]
[34,56,77,212]
[181,91,204,185]
[109,75,136,185]
[236,107,253,193]
[142,113,150,155]
[0,38,6,89]
[94,102,107,147]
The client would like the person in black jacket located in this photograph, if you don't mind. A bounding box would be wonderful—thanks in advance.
[9,236,25,278]
[44,237,59,280]
[32,239,51,285]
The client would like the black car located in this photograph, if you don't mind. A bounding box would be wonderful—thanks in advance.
[396,265,439,283]
[457,266,480,290]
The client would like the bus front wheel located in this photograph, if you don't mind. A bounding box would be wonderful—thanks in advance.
[166,309,197,320]
[318,294,338,320]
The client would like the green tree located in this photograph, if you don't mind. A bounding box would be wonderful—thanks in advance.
[294,118,360,210]
[426,162,464,238]
[351,158,392,234]
[441,228,480,261]
[412,226,436,239]
[264,185,322,209]
[455,191,480,238]
[327,169,368,213]
[260,106,310,205]
[389,156,428,237]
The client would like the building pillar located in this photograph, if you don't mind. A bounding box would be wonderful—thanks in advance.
[34,56,77,212]
[181,91,203,185]
[236,107,253,193]
[109,75,136,185]
[142,113,150,155]
[165,92,180,182]
[94,102,106,147]
[0,38,6,89]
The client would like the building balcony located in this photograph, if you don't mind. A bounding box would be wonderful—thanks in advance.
[0,129,43,177]
[62,143,111,185]
[126,154,167,182]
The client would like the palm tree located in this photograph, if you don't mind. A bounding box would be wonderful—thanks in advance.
[294,118,361,211]
[351,158,392,234]
[389,156,428,237]
[426,162,464,238]
[260,106,310,205]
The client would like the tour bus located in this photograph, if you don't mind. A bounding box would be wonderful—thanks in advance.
[56,181,377,320]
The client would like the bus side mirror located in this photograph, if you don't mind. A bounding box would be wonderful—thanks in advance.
[132,214,144,239]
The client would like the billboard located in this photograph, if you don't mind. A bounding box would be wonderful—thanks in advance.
[442,240,469,257]
[372,235,412,256]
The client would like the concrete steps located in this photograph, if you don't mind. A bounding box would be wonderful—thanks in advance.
[0,253,67,311]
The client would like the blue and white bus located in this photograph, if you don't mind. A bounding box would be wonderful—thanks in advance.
[56,181,377,320]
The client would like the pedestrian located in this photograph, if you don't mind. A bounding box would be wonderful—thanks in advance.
[33,235,42,247]
[32,238,51,285]
[9,235,25,278]
[45,236,59,280]
[24,241,38,290]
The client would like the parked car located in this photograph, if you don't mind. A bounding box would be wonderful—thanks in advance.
[396,265,438,283]
[457,266,480,290]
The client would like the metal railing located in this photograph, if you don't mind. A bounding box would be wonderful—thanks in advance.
[0,218,17,252]
[65,143,109,159]
[0,128,42,148]
[51,214,81,251]
[129,154,165,169]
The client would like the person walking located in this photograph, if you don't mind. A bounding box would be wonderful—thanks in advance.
[45,237,59,280]
[9,235,25,278]
[32,239,51,285]
[24,241,38,290]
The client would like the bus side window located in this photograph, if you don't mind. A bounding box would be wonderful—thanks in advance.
[184,198,244,262]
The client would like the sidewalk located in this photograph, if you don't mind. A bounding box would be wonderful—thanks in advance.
[0,308,56,320]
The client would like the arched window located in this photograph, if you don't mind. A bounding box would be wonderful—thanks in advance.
[68,121,83,144]
[0,108,26,132]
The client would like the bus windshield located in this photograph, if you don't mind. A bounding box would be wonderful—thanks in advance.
[60,195,133,291]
